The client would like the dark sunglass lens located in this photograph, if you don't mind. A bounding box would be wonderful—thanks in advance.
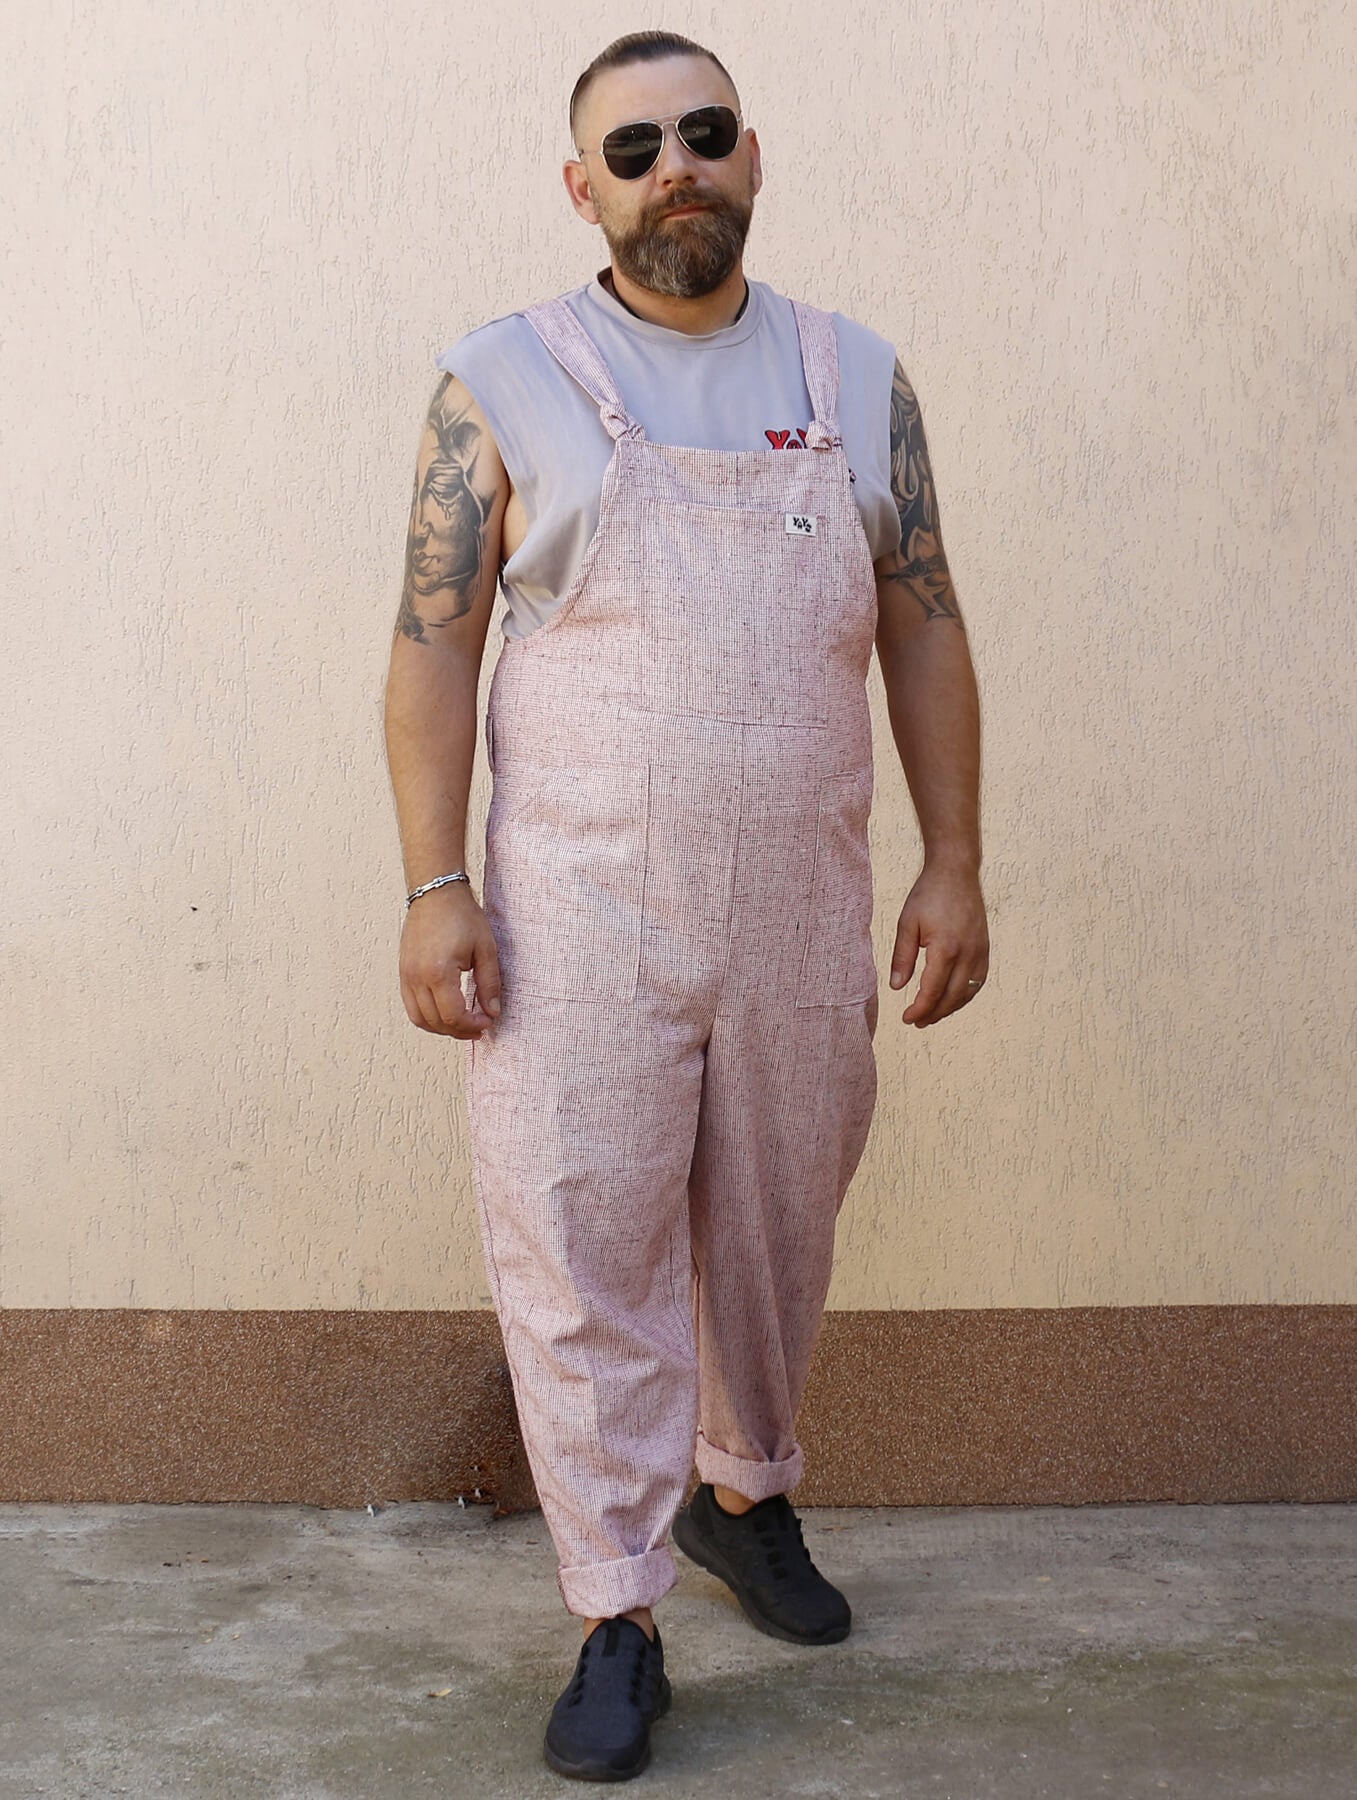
[601,121,664,179]
[676,105,739,160]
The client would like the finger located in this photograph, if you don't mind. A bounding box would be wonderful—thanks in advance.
[430,969,480,1035]
[402,977,445,1034]
[958,964,990,1012]
[461,969,495,1031]
[902,941,959,1025]
[889,913,922,993]
[472,937,503,1020]
[401,984,426,1031]
[410,984,458,1035]
[952,953,991,1017]
[929,959,985,1025]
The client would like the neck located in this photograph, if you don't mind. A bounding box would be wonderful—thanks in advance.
[602,262,748,335]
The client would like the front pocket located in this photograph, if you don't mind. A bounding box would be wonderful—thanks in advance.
[484,761,649,1003]
[795,766,877,1007]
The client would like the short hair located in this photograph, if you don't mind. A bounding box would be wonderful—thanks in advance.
[569,31,737,148]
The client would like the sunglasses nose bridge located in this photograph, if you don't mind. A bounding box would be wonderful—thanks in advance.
[650,119,706,181]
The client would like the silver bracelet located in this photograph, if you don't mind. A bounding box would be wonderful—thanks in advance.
[405,870,471,907]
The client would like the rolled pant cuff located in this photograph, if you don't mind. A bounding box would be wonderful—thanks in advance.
[694,1429,805,1501]
[556,1544,679,1620]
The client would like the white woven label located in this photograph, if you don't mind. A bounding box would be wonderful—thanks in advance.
[785,513,818,536]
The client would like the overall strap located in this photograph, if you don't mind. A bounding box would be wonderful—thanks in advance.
[521,297,646,443]
[789,300,843,451]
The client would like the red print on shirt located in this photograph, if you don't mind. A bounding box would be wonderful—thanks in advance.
[765,426,855,481]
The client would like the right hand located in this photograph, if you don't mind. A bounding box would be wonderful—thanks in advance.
[398,884,503,1038]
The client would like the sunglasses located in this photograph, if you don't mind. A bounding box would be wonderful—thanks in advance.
[577,103,744,181]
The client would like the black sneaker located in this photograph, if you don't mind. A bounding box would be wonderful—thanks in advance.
[672,1483,852,1645]
[543,1615,671,1782]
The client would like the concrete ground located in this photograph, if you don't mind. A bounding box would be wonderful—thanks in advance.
[0,1500,1352,1799]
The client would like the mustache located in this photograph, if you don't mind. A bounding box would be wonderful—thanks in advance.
[650,194,724,219]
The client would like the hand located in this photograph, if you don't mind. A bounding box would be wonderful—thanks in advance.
[398,884,503,1038]
[889,863,989,1027]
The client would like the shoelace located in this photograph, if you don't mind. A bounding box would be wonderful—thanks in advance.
[566,1619,660,1709]
[742,1497,815,1584]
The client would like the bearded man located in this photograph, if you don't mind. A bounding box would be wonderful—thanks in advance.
[383,29,989,1783]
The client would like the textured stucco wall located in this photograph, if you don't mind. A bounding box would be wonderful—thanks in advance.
[3,1,1353,1309]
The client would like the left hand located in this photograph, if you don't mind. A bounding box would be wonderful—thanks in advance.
[889,863,989,1027]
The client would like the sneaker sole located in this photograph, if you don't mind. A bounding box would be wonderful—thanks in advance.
[542,1674,672,1782]
[671,1510,851,1645]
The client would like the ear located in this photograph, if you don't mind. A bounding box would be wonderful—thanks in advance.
[746,127,764,199]
[563,159,602,225]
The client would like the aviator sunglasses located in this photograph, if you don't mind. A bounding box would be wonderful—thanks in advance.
[577,103,744,181]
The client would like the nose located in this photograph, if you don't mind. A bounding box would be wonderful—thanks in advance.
[652,123,707,186]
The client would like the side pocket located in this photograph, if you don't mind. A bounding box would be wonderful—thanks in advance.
[795,766,877,1007]
[485,761,649,1004]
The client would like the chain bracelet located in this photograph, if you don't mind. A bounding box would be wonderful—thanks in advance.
[405,870,471,908]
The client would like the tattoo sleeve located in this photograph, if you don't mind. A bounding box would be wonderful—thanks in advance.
[879,358,964,629]
[395,375,493,644]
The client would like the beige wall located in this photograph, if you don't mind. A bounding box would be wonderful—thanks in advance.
[3,1,1352,1312]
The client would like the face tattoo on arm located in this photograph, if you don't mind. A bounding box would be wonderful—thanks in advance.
[880,357,965,629]
[396,374,493,643]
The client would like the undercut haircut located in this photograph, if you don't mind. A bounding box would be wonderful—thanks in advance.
[569,31,737,148]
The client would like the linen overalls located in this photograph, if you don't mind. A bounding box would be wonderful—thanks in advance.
[462,293,880,1620]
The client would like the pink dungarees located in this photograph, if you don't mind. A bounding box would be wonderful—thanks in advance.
[463,293,879,1619]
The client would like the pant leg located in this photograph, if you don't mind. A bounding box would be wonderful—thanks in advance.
[687,991,877,1501]
[463,990,704,1619]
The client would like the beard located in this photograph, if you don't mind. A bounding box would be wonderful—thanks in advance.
[594,181,754,299]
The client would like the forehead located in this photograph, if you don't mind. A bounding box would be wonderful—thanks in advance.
[578,54,739,142]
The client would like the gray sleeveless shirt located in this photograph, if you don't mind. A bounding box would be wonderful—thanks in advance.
[435,271,901,641]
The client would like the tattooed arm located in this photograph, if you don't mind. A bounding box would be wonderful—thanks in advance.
[878,357,965,627]
[873,358,989,1026]
[394,373,506,642]
[384,373,510,1039]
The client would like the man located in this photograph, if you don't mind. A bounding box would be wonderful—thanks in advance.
[384,30,988,1783]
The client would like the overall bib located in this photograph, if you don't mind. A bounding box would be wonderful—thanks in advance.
[463,293,880,1620]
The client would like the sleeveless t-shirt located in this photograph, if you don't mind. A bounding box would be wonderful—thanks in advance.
[435,272,902,641]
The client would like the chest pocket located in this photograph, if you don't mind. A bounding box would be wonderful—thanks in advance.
[634,503,831,727]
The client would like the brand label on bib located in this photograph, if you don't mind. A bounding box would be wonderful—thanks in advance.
[785,513,818,536]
